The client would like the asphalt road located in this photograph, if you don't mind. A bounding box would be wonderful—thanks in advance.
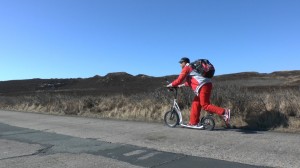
[0,110,299,168]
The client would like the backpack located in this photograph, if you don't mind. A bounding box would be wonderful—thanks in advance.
[190,59,215,78]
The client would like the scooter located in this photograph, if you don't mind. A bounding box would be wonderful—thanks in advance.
[164,86,215,131]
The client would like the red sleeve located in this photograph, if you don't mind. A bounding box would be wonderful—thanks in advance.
[171,66,190,87]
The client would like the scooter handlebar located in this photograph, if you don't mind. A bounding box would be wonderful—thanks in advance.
[165,86,178,92]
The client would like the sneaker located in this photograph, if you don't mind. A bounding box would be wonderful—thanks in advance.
[223,109,231,125]
[187,123,197,126]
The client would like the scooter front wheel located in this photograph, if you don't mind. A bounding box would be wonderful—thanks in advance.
[201,116,215,131]
[164,110,179,128]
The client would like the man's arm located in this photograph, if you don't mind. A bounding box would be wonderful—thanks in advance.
[170,66,190,87]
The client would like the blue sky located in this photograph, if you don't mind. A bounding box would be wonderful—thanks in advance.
[0,0,299,81]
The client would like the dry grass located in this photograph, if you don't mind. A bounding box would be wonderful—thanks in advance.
[0,84,299,133]
[211,83,300,132]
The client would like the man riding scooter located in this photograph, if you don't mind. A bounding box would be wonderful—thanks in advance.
[166,57,231,127]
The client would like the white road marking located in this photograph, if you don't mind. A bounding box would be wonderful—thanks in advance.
[137,152,161,160]
[123,150,147,157]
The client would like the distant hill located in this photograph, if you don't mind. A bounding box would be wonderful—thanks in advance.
[214,71,300,89]
[0,70,299,96]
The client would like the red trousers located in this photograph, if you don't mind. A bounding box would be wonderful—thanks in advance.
[189,83,225,125]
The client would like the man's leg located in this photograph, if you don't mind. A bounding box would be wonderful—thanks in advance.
[189,96,201,125]
[200,83,224,115]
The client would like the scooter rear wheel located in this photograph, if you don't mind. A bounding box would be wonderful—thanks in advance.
[201,116,215,131]
[164,110,179,128]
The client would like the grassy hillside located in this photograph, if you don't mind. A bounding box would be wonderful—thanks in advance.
[0,72,170,96]
[0,71,299,132]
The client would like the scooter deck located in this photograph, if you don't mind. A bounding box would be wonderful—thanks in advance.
[180,124,204,129]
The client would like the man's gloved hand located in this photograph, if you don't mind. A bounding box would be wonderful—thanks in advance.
[166,83,172,87]
[178,84,185,88]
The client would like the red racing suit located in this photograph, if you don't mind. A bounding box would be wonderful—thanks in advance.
[171,63,225,125]
[171,63,211,95]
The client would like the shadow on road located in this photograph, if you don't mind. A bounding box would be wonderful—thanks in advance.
[244,110,289,130]
[220,110,290,134]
